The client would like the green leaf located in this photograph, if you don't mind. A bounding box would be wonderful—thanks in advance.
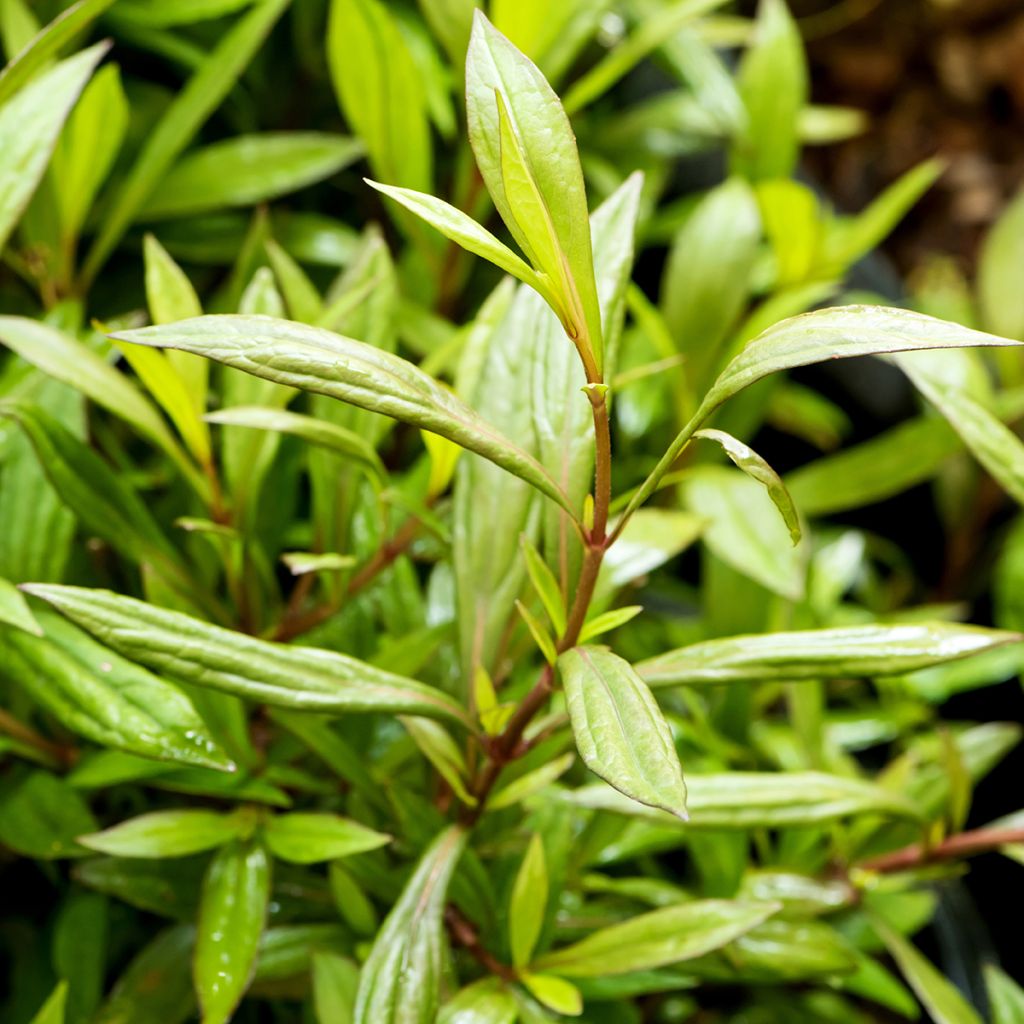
[313,952,359,1024]
[637,622,1022,687]
[29,982,68,1024]
[139,133,364,220]
[354,825,467,1024]
[112,315,575,514]
[578,605,643,644]
[0,0,114,106]
[265,238,323,323]
[0,575,41,634]
[0,42,105,253]
[625,306,1022,520]
[73,855,204,920]
[94,926,195,1024]
[895,350,1024,507]
[566,771,922,828]
[521,973,582,1016]
[695,428,801,544]
[986,964,1024,1024]
[81,0,290,285]
[466,11,603,368]
[110,0,255,27]
[559,646,688,819]
[732,0,807,181]
[598,509,703,594]
[535,899,778,977]
[516,599,558,665]
[683,466,805,600]
[194,838,270,1024]
[25,584,473,728]
[263,813,390,864]
[1,608,233,771]
[520,534,567,635]
[0,770,96,859]
[510,833,548,968]
[79,810,247,858]
[980,183,1024,340]
[872,915,983,1024]
[487,751,575,811]
[328,0,432,194]
[205,406,386,484]
[401,716,478,806]
[439,979,518,1024]
[281,551,357,576]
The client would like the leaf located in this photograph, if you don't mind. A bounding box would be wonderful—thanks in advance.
[29,983,68,1024]
[313,952,359,1024]
[328,0,432,194]
[565,771,922,828]
[112,316,575,513]
[466,11,603,368]
[1,608,234,771]
[636,622,1022,687]
[281,551,357,576]
[0,42,105,253]
[521,534,566,636]
[516,599,558,665]
[895,351,1024,506]
[194,838,271,1024]
[683,466,805,600]
[401,716,478,806]
[578,605,643,644]
[487,751,575,811]
[986,964,1024,1024]
[731,0,807,181]
[521,974,582,1016]
[139,133,364,220]
[510,833,548,968]
[0,770,96,859]
[559,646,688,819]
[598,509,703,594]
[263,813,390,864]
[266,238,322,323]
[534,899,778,977]
[73,855,204,920]
[439,979,518,1024]
[695,428,801,543]
[81,0,290,285]
[205,406,385,483]
[872,915,983,1024]
[979,182,1024,340]
[0,575,41,634]
[24,584,474,728]
[94,925,196,1024]
[79,811,247,858]
[354,825,467,1024]
[625,306,1022,519]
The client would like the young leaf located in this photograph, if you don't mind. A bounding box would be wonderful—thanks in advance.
[534,899,779,977]
[637,622,1022,687]
[520,535,567,635]
[559,646,688,819]
[871,915,983,1024]
[0,42,106,252]
[515,600,558,665]
[28,983,68,1024]
[466,11,603,368]
[0,575,41,635]
[510,833,548,968]
[79,810,247,858]
[263,812,390,864]
[695,428,801,544]
[520,973,582,1016]
[577,605,643,644]
[354,825,467,1024]
[25,584,475,729]
[401,716,478,806]
[112,316,575,513]
[81,0,290,284]
[979,182,1024,340]
[312,952,359,1024]
[0,771,96,859]
[986,964,1024,1024]
[140,133,364,220]
[1,608,234,772]
[194,838,271,1024]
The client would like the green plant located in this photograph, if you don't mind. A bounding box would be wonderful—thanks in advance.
[2,2,1024,1023]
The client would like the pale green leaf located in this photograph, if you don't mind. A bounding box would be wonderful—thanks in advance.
[263,812,390,864]
[510,833,548,968]
[79,810,247,858]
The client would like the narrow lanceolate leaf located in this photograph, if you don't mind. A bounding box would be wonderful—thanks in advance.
[534,900,779,977]
[28,982,67,1024]
[559,646,688,819]
[205,406,385,483]
[895,351,1024,507]
[354,825,467,1024]
[695,429,801,544]
[24,585,474,729]
[263,813,390,864]
[0,42,106,252]
[112,316,574,514]
[565,772,922,828]
[79,810,247,858]
[0,576,41,635]
[509,834,548,968]
[466,11,604,367]
[625,306,1022,519]
[636,622,1022,687]
[986,964,1024,1024]
[140,133,364,220]
[0,608,233,772]
[872,915,984,1024]
[195,839,271,1024]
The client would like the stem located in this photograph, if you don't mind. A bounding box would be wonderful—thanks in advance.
[0,708,72,767]
[858,826,1024,874]
[445,905,517,983]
